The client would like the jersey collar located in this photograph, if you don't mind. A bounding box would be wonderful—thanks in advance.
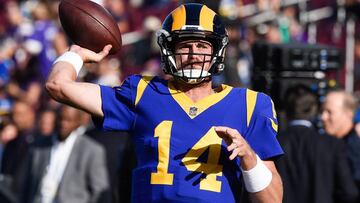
[168,82,232,119]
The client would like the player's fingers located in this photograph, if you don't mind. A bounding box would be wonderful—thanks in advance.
[69,44,82,52]
[214,126,228,134]
[90,45,112,61]
[214,127,232,145]
[227,142,237,151]
[214,126,237,138]
[214,126,232,139]
[215,126,242,140]
[225,128,241,139]
[84,50,103,62]
[229,147,241,160]
[69,44,111,62]
[100,44,112,55]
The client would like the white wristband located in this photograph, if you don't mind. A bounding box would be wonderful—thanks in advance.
[241,155,272,193]
[53,51,83,76]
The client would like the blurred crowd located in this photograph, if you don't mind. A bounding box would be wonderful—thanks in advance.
[1,0,360,202]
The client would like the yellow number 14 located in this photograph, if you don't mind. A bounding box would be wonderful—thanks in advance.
[150,120,223,192]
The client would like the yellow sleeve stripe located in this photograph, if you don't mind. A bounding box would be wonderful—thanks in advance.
[171,5,186,31]
[199,6,215,32]
[270,99,277,118]
[270,119,278,132]
[135,76,154,106]
[270,99,278,132]
[246,89,258,127]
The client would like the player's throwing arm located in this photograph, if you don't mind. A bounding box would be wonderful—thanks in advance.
[46,45,112,117]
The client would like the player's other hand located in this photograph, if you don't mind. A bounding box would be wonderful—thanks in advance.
[214,126,257,170]
[69,44,112,63]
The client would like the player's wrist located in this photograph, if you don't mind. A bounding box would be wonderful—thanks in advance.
[241,154,272,193]
[239,150,257,170]
[53,51,83,76]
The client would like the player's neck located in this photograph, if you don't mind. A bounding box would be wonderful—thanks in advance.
[173,80,215,103]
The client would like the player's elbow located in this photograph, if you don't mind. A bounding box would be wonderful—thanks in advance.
[45,79,68,102]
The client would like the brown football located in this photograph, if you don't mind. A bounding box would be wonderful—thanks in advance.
[58,0,121,55]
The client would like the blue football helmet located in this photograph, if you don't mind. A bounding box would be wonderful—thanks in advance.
[157,3,229,84]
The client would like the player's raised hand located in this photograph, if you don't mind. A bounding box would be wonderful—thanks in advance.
[214,126,257,170]
[69,44,112,63]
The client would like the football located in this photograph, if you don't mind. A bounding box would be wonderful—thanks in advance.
[58,0,122,55]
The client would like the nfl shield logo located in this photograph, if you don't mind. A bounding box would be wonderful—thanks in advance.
[189,107,198,116]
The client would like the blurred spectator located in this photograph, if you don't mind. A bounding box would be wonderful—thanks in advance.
[0,86,12,118]
[120,15,162,77]
[354,38,360,90]
[264,22,282,43]
[276,84,359,203]
[1,100,35,177]
[222,20,252,87]
[0,121,17,203]
[87,126,135,203]
[321,89,360,192]
[141,57,162,77]
[24,1,68,82]
[0,122,18,170]
[279,5,304,42]
[20,105,110,203]
[354,108,360,138]
[37,108,57,137]
[2,1,44,108]
[0,38,16,87]
[105,0,131,34]
[0,100,36,201]
[95,57,122,87]
[321,89,357,138]
[7,80,41,109]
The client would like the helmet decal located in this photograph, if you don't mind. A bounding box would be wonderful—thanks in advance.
[199,6,216,32]
[171,5,186,31]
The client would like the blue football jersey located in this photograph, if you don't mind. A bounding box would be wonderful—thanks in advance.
[94,75,283,203]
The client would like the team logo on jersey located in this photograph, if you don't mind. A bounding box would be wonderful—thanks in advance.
[189,107,198,116]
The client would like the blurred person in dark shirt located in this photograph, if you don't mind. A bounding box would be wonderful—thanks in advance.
[0,121,18,203]
[276,84,359,203]
[0,121,18,171]
[86,125,135,203]
[36,108,57,137]
[1,100,35,176]
[321,89,360,193]
[0,100,36,201]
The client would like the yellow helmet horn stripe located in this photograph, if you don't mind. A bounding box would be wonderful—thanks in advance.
[199,6,215,32]
[171,5,186,31]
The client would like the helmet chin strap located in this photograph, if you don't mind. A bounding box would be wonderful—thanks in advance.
[173,69,211,84]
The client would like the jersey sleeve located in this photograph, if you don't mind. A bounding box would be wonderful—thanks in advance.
[245,92,283,160]
[93,75,139,131]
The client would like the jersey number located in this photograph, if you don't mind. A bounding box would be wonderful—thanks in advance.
[150,121,223,192]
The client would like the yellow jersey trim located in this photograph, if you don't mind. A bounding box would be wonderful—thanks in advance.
[168,83,233,119]
[246,89,258,127]
[135,76,154,106]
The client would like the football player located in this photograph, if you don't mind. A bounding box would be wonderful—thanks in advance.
[47,3,283,202]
